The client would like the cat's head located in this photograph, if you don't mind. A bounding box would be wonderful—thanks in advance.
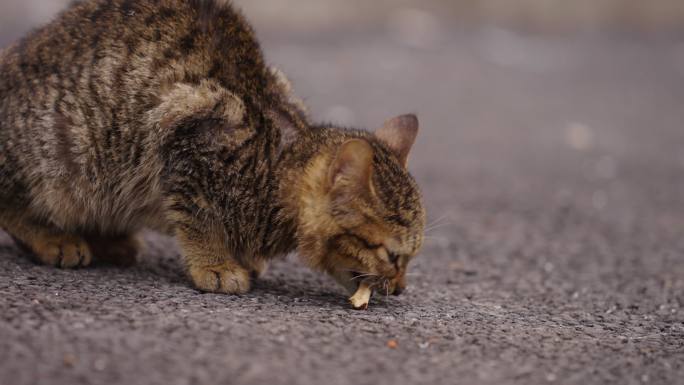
[297,114,425,296]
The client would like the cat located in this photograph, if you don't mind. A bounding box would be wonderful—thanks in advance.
[0,0,425,300]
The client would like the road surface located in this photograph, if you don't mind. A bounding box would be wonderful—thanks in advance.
[1,3,684,385]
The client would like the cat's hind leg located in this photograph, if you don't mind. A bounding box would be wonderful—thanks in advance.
[0,211,92,268]
[86,233,142,267]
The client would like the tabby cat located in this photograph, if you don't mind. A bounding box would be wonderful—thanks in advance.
[0,0,425,303]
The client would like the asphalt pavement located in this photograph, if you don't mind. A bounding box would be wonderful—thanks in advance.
[1,4,684,385]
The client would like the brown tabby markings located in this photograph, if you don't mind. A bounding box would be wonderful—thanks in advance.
[0,0,425,298]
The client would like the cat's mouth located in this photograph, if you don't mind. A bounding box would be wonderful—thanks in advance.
[348,270,402,306]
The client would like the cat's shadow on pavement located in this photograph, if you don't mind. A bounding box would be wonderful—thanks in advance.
[1,231,396,310]
[135,234,366,307]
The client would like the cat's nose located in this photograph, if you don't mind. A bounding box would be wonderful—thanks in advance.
[391,273,406,295]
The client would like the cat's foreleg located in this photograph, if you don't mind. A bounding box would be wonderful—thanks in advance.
[152,80,252,293]
[174,224,250,294]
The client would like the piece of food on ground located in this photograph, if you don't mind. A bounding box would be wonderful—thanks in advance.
[349,281,372,310]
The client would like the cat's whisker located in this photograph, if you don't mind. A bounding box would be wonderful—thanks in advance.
[340,268,376,276]
[422,235,450,245]
[426,213,448,225]
[423,235,448,241]
[424,221,452,233]
[348,274,379,282]
[349,273,378,281]
[425,214,450,228]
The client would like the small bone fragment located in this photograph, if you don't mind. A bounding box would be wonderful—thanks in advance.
[349,281,372,310]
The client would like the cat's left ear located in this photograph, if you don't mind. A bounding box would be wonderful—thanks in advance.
[374,114,419,167]
[328,139,374,194]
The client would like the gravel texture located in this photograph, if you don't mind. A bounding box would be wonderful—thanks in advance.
[2,3,684,385]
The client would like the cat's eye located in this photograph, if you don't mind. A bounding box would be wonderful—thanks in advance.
[347,233,381,250]
[376,247,399,265]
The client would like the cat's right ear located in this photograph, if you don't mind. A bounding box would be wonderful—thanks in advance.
[328,139,374,194]
[374,114,419,167]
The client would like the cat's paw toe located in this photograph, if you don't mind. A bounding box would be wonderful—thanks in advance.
[32,235,92,268]
[189,262,250,294]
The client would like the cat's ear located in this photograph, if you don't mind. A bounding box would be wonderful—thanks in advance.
[374,114,419,167]
[328,139,374,193]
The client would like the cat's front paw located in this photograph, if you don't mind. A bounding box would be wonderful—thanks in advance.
[189,262,250,294]
[31,234,93,268]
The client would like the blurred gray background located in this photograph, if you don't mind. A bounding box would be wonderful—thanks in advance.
[3,0,684,44]
[1,1,684,385]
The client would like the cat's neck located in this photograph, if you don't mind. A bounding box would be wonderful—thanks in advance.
[273,134,316,220]
[272,132,337,257]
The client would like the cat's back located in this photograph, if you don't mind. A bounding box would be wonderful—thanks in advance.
[0,0,263,98]
[0,0,272,234]
[0,0,268,167]
[0,0,262,173]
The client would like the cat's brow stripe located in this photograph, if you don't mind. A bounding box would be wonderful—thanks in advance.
[342,230,381,250]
